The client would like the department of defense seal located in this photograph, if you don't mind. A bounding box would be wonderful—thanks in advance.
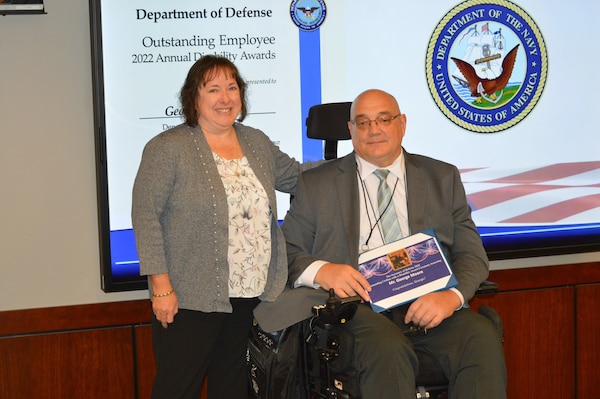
[425,0,547,133]
[290,0,326,31]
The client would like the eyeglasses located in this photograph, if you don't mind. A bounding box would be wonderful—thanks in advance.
[350,114,402,130]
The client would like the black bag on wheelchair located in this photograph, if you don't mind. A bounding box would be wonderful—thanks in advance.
[248,290,362,399]
[248,318,309,399]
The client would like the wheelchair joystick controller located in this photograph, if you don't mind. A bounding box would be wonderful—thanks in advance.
[312,289,361,330]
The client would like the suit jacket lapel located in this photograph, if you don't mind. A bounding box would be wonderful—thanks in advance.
[405,151,427,234]
[336,154,361,267]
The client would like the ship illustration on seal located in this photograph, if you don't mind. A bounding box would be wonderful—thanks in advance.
[450,23,519,105]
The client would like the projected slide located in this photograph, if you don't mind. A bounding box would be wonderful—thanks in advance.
[92,0,600,289]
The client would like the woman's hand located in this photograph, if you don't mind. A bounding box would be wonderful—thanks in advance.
[149,273,179,328]
[152,293,179,329]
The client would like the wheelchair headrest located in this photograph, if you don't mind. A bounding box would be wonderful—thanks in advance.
[306,102,352,141]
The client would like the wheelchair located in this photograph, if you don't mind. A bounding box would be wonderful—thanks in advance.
[248,288,503,399]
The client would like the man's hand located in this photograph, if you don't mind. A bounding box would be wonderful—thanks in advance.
[404,290,461,329]
[314,262,372,302]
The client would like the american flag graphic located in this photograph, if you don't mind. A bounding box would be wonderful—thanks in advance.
[460,161,600,225]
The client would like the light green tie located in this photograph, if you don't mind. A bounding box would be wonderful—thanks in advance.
[373,169,403,243]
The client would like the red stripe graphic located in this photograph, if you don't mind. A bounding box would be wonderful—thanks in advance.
[501,194,600,223]
[462,161,600,224]
[485,161,600,184]
[468,185,563,210]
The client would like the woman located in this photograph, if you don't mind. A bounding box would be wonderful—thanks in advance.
[132,55,317,399]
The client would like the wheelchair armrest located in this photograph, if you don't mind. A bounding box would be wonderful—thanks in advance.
[474,281,503,342]
[475,280,499,295]
[477,305,504,342]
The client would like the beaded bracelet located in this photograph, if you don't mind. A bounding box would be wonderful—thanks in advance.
[152,289,175,298]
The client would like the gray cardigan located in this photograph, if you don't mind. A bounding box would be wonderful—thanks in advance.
[132,122,314,313]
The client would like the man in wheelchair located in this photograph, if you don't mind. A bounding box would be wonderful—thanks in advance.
[254,89,506,399]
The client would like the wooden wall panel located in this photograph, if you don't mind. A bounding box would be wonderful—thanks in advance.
[472,287,575,399]
[0,327,134,399]
[0,262,597,399]
[135,325,155,399]
[0,300,151,336]
[575,284,600,398]
[487,262,600,291]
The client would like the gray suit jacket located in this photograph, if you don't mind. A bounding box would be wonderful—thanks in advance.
[254,150,489,332]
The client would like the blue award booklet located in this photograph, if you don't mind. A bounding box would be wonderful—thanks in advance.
[358,229,458,313]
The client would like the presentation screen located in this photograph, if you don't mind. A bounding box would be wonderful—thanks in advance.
[90,0,600,291]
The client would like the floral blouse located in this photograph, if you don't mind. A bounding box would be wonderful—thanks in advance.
[213,152,271,298]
